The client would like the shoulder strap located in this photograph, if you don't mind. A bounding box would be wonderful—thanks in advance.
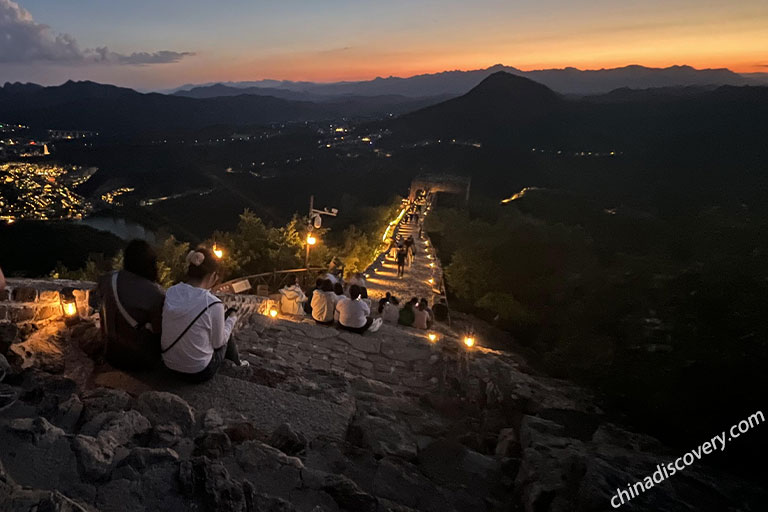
[111,272,138,328]
[161,301,223,355]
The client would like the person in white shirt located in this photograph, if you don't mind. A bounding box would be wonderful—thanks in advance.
[311,279,338,325]
[279,279,307,316]
[161,248,248,382]
[336,285,382,334]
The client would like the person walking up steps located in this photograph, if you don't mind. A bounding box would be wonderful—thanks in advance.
[396,245,407,278]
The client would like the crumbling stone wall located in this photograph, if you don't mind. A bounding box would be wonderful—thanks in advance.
[0,278,94,327]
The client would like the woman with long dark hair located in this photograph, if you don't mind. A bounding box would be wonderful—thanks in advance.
[98,239,165,371]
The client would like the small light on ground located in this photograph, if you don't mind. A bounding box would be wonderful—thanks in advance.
[463,336,475,348]
[428,333,438,342]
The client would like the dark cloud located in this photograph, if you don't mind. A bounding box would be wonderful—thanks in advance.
[0,0,193,65]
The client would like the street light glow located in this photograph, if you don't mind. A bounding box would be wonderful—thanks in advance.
[306,234,317,245]
[212,244,224,259]
[463,336,475,348]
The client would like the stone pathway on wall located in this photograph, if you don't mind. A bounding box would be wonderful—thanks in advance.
[364,214,443,307]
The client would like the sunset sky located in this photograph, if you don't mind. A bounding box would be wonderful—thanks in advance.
[1,0,766,90]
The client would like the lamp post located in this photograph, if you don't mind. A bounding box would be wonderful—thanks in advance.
[304,233,317,269]
[305,195,338,270]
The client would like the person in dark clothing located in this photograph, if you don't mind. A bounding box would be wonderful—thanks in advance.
[97,240,165,371]
[405,235,415,266]
[333,282,345,296]
[396,246,407,278]
[398,297,419,327]
[432,298,449,323]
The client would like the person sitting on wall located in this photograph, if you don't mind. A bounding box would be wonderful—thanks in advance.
[380,294,400,324]
[161,248,248,383]
[304,278,324,316]
[398,297,419,327]
[311,279,338,325]
[279,278,307,316]
[98,239,165,371]
[432,298,449,323]
[413,300,432,330]
[336,284,383,334]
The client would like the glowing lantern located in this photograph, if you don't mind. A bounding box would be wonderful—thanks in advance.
[428,333,438,343]
[212,244,224,259]
[269,307,278,318]
[60,287,79,324]
[463,336,475,348]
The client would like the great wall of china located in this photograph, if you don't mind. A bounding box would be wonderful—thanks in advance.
[0,196,763,512]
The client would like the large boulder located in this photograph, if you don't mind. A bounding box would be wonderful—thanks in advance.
[233,441,303,496]
[301,468,377,512]
[137,391,195,433]
[2,416,80,491]
[73,410,152,479]
[178,456,246,512]
[80,388,133,422]
[269,423,307,456]
[348,414,417,461]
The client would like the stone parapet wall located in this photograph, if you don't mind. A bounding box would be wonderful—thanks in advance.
[0,278,95,326]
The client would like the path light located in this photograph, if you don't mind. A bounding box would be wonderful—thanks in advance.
[429,263,435,268]
[428,332,438,343]
[269,306,278,318]
[463,336,475,348]
[60,287,79,325]
[212,244,224,259]
[428,278,434,284]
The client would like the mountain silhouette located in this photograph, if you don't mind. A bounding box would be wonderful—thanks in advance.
[166,64,751,97]
[389,71,562,145]
[0,81,444,135]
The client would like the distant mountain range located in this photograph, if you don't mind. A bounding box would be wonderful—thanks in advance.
[0,80,449,135]
[2,66,766,144]
[386,71,768,154]
[169,64,755,97]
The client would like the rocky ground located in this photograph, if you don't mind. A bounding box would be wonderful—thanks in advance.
[1,307,765,512]
[0,215,764,511]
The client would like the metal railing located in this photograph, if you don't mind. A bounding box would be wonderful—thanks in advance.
[214,267,328,296]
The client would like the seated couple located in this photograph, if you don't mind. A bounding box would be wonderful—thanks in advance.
[311,280,382,334]
[98,240,247,383]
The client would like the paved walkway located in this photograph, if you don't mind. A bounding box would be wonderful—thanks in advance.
[364,213,444,306]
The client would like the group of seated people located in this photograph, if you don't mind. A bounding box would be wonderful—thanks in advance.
[98,240,248,382]
[97,239,450,381]
[305,276,383,334]
[378,293,438,329]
